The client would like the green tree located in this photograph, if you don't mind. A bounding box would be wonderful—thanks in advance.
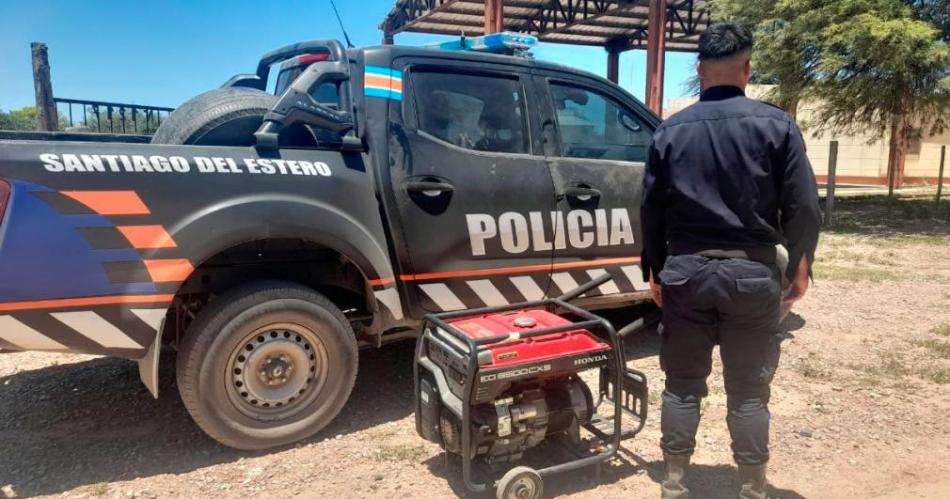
[710,0,950,188]
[910,0,950,42]
[0,107,39,131]
[710,0,822,118]
[811,1,950,188]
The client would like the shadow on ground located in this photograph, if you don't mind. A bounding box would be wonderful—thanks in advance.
[823,197,950,237]
[0,341,418,497]
[425,448,805,498]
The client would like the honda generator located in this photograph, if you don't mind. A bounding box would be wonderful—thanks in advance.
[414,274,655,499]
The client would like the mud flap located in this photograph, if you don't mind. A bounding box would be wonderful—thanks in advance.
[137,320,164,399]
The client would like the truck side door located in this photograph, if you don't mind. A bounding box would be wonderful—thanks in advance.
[533,70,659,299]
[386,58,557,314]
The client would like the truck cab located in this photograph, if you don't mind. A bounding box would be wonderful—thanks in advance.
[359,37,658,322]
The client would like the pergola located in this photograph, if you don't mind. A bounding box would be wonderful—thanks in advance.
[380,0,710,115]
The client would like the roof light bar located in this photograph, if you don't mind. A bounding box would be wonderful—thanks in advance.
[432,32,537,55]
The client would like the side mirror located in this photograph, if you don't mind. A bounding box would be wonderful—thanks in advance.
[254,61,354,150]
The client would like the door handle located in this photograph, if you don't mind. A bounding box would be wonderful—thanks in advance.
[563,185,601,201]
[406,180,455,197]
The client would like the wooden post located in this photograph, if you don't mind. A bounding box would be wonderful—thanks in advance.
[484,0,504,34]
[645,0,666,116]
[606,47,620,84]
[825,141,838,226]
[937,145,946,205]
[31,42,57,131]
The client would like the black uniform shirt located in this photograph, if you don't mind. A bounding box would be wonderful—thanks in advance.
[640,85,821,283]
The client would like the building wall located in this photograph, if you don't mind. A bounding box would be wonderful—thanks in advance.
[906,127,950,184]
[663,85,949,186]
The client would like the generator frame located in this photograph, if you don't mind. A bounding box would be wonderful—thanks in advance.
[414,275,651,495]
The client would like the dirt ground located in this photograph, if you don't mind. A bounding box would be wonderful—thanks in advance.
[1,197,949,499]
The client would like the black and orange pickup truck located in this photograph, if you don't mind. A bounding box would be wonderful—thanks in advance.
[0,34,658,449]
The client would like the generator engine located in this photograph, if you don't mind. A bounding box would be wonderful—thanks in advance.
[416,309,611,463]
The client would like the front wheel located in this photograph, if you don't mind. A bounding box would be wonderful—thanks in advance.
[176,281,358,450]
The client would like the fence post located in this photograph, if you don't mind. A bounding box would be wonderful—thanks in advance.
[938,145,946,206]
[825,141,838,225]
[31,42,57,132]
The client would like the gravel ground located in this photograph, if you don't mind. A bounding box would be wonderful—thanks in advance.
[1,197,949,498]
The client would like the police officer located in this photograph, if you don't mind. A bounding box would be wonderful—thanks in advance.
[640,22,821,499]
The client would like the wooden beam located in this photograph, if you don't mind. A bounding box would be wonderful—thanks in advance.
[31,42,57,132]
[645,0,666,115]
[607,47,620,83]
[485,0,505,33]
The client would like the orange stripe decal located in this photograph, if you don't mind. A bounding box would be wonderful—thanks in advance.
[400,256,641,282]
[61,191,150,215]
[117,225,177,249]
[364,73,393,88]
[143,259,193,283]
[369,277,395,286]
[0,294,174,312]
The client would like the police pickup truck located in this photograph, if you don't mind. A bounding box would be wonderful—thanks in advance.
[0,33,658,449]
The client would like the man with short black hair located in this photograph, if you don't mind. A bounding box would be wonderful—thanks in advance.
[641,22,820,499]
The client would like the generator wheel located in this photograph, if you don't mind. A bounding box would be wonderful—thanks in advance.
[151,87,315,146]
[176,280,357,450]
[497,466,543,499]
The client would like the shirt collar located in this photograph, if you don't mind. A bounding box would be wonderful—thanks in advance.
[700,85,745,102]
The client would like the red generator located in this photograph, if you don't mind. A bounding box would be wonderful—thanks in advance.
[414,275,654,499]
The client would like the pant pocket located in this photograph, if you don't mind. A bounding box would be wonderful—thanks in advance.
[736,277,777,294]
[658,269,690,286]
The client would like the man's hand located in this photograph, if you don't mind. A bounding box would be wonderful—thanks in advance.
[783,257,810,305]
[649,271,663,308]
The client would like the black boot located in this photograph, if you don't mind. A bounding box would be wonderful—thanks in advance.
[661,453,690,499]
[737,463,769,499]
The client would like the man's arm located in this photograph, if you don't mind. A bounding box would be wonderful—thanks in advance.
[641,135,670,287]
[779,120,821,289]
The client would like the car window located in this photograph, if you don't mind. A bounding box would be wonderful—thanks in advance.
[549,82,650,162]
[412,71,528,155]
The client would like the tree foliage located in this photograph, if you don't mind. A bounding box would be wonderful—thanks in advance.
[812,4,950,137]
[709,0,950,185]
[0,107,39,131]
[910,0,950,42]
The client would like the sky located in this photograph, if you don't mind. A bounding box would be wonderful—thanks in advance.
[0,0,698,111]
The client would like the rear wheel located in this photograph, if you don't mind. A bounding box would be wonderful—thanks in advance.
[176,281,357,450]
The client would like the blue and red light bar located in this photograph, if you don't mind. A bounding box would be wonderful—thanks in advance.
[432,32,537,55]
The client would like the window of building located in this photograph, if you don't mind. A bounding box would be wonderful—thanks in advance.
[412,71,528,154]
[549,82,651,162]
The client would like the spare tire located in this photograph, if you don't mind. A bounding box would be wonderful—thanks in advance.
[151,87,315,146]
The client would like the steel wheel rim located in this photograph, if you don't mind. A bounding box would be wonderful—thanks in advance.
[225,322,330,421]
[508,475,539,499]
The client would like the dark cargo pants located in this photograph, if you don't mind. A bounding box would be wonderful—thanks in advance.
[658,255,783,466]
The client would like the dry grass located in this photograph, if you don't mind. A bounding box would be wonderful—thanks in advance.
[75,482,109,497]
[813,264,899,282]
[794,351,833,380]
[931,324,950,337]
[913,339,950,359]
[375,443,428,462]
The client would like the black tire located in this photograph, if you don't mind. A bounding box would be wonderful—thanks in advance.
[497,466,543,499]
[176,280,358,450]
[151,87,314,146]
